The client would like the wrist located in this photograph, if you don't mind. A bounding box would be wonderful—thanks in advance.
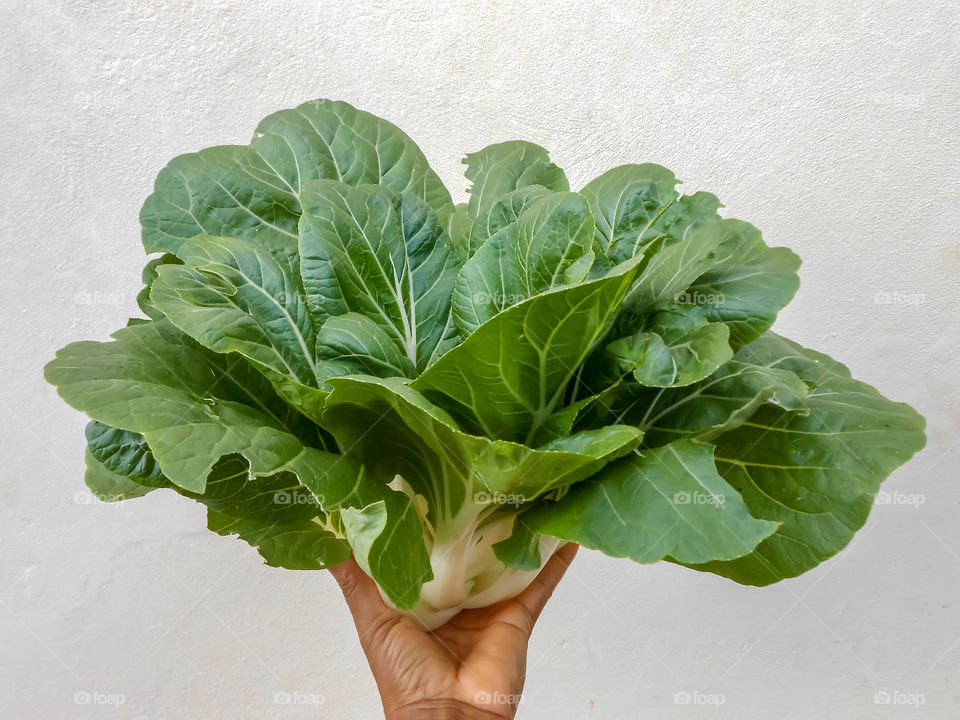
[386,699,510,720]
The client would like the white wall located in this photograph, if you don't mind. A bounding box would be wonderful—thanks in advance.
[2,1,958,718]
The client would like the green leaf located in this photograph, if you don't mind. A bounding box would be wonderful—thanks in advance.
[150,235,321,387]
[195,456,351,570]
[445,203,473,253]
[682,219,800,346]
[681,333,926,584]
[602,305,733,388]
[45,319,362,494]
[208,509,350,570]
[148,235,330,421]
[85,421,168,487]
[522,439,778,564]
[63,333,356,572]
[256,100,454,214]
[341,489,434,610]
[83,447,160,501]
[580,164,721,269]
[465,185,554,257]
[184,454,322,524]
[530,373,636,445]
[140,99,453,254]
[84,428,344,570]
[415,256,644,442]
[137,254,182,320]
[315,313,417,381]
[463,141,568,219]
[617,360,810,447]
[298,180,462,370]
[452,192,595,335]
[492,519,543,571]
[319,376,642,524]
[619,218,728,322]
[580,163,678,263]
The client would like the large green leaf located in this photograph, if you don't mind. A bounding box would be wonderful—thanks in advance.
[298,180,462,370]
[44,319,361,494]
[580,163,677,263]
[681,333,926,584]
[85,422,328,523]
[517,439,778,564]
[208,510,350,570]
[150,235,320,387]
[452,192,595,335]
[148,234,330,419]
[188,452,359,570]
[189,455,353,570]
[463,141,568,219]
[683,219,800,346]
[318,375,642,525]
[183,454,322,525]
[580,164,720,268]
[465,185,555,257]
[141,99,453,254]
[83,432,352,570]
[414,256,644,442]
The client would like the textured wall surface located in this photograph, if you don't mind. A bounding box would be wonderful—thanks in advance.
[2,1,958,718]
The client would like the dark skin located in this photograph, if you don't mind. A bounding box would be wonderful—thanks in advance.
[329,543,579,720]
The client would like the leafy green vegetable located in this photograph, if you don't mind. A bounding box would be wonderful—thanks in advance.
[680,333,927,584]
[46,99,925,629]
[514,439,779,564]
[598,304,733,388]
[451,191,595,334]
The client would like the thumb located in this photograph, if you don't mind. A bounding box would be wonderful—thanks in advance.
[329,558,400,648]
[513,542,579,627]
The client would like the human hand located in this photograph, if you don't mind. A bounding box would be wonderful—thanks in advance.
[330,543,579,720]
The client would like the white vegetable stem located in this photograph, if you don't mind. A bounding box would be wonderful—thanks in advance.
[377,487,562,629]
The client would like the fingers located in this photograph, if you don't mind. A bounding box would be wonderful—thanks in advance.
[329,558,399,647]
[514,542,579,627]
